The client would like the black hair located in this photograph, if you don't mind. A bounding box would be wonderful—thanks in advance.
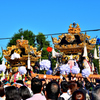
[46,81,60,100]
[91,86,100,100]
[0,87,5,97]
[6,94,21,100]
[10,82,14,85]
[18,86,31,100]
[61,81,68,92]
[72,90,86,100]
[58,97,64,100]
[85,82,91,90]
[31,77,42,94]
[5,86,21,100]
[67,73,72,80]
[84,78,89,83]
[16,80,24,85]
[5,86,17,94]
[76,81,83,88]
[0,81,4,87]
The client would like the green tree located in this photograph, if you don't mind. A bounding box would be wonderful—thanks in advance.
[36,32,50,51]
[6,29,54,73]
[7,28,35,47]
[36,32,51,61]
[41,48,49,59]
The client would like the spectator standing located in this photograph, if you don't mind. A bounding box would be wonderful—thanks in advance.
[58,81,70,100]
[0,81,5,100]
[0,87,5,100]
[15,80,23,89]
[45,81,60,100]
[26,77,46,100]
[19,86,31,100]
[91,86,100,100]
[72,89,86,100]
[5,86,21,100]
[25,80,33,96]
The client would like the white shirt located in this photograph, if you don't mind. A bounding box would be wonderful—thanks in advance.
[60,93,70,100]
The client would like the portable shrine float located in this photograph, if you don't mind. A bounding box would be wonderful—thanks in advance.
[51,22,100,79]
[2,37,42,81]
[1,22,100,80]
[2,38,42,67]
[52,22,96,55]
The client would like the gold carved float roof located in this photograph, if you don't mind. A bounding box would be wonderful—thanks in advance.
[52,23,96,54]
[3,39,42,66]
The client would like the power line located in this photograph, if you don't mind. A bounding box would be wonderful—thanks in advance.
[0,29,100,40]
[0,38,12,40]
[81,29,100,32]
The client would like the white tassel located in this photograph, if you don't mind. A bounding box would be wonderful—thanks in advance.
[56,63,59,68]
[11,53,20,60]
[83,45,87,57]
[16,72,19,79]
[52,48,56,58]
[10,68,12,72]
[94,47,99,59]
[92,63,94,72]
[27,54,31,69]
[52,48,61,58]
[6,70,8,76]
[70,54,73,59]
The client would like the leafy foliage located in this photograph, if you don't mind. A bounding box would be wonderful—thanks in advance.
[36,32,50,50]
[6,29,51,69]
[5,29,55,74]
[51,58,56,70]
[41,47,49,60]
[7,28,35,47]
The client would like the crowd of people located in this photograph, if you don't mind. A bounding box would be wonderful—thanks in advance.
[0,74,100,100]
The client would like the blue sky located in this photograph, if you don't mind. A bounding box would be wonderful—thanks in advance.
[0,0,100,53]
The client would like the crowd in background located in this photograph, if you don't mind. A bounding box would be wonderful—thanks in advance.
[0,74,100,100]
